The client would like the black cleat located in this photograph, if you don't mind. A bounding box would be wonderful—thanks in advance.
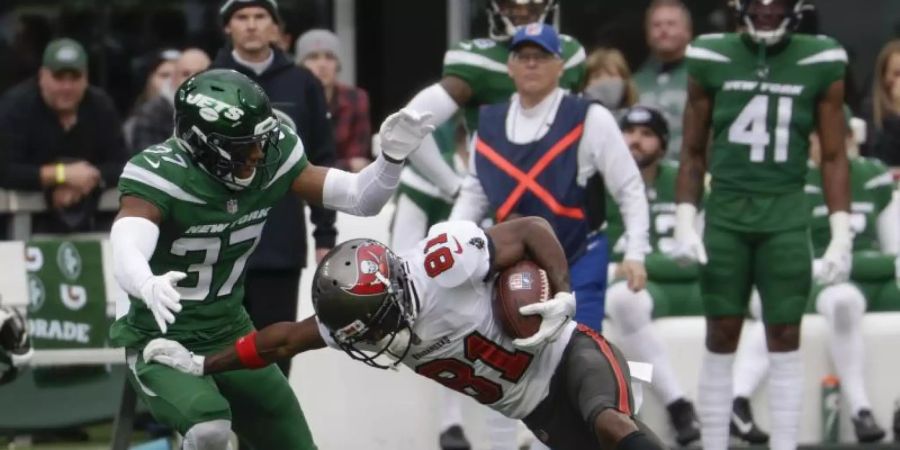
[439,425,471,450]
[852,409,885,443]
[666,398,701,446]
[730,397,769,444]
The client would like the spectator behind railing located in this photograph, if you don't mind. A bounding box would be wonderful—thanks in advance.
[863,39,900,167]
[583,48,639,116]
[122,48,180,150]
[0,38,128,234]
[633,0,692,159]
[128,48,211,153]
[296,29,372,173]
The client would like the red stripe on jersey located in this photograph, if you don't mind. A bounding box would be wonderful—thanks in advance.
[576,324,631,415]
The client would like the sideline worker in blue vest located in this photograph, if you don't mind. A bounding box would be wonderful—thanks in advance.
[450,23,650,331]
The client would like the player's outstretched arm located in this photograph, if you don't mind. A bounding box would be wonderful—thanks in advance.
[144,316,327,375]
[291,109,434,216]
[486,216,570,294]
[111,196,185,334]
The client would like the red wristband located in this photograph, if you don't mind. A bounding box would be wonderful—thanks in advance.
[235,331,268,369]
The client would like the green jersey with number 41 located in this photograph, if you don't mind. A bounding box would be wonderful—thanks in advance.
[687,33,847,195]
[109,125,307,351]
[443,36,585,132]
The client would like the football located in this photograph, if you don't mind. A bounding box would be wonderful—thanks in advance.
[493,260,552,339]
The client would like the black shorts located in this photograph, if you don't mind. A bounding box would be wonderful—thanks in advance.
[522,324,636,449]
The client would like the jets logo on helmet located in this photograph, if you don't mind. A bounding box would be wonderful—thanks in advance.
[313,239,417,369]
[487,0,557,41]
[730,0,810,46]
[174,69,283,191]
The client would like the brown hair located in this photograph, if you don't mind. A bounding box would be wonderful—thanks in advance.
[872,39,900,129]
[584,48,639,107]
[645,0,693,31]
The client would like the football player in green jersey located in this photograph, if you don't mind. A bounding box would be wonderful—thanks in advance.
[108,69,433,450]
[674,1,851,449]
[731,120,898,444]
[605,106,702,447]
[390,2,586,449]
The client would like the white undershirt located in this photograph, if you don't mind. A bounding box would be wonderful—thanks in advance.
[450,87,650,261]
[232,49,274,76]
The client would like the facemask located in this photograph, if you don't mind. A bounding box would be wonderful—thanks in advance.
[584,79,626,109]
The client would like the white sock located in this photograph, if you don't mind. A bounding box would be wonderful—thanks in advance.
[606,286,684,405]
[768,351,803,450]
[817,284,870,413]
[733,320,769,399]
[486,408,518,450]
[698,351,735,450]
[439,389,465,431]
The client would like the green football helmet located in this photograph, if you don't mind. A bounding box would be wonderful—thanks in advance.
[312,239,417,370]
[731,0,809,46]
[174,69,282,190]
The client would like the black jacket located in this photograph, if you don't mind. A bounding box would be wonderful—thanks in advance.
[0,78,128,190]
[212,46,337,270]
[862,97,900,166]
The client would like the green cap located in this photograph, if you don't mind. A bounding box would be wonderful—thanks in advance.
[42,38,88,73]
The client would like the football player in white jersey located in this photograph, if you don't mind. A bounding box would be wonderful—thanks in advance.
[143,217,664,450]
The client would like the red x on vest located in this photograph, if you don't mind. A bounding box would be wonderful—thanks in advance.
[475,123,585,222]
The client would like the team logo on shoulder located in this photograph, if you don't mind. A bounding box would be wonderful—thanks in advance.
[346,243,391,296]
[226,198,239,214]
[468,237,485,250]
[508,272,533,291]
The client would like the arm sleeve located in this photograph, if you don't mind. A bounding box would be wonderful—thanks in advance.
[305,75,339,249]
[110,216,159,299]
[404,83,463,196]
[449,135,490,222]
[583,105,650,261]
[321,155,403,216]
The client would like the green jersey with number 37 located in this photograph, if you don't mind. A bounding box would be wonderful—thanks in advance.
[109,125,307,350]
[687,33,847,230]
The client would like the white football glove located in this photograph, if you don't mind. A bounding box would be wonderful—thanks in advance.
[513,292,576,350]
[139,271,186,334]
[143,338,204,376]
[378,108,435,161]
[817,212,853,285]
[669,203,707,265]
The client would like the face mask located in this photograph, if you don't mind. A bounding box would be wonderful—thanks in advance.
[584,79,626,108]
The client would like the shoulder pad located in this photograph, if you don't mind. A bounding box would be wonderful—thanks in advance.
[418,221,492,289]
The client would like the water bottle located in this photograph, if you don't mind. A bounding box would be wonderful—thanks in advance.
[821,375,841,444]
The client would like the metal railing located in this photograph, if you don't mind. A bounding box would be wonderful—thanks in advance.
[1,189,120,241]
